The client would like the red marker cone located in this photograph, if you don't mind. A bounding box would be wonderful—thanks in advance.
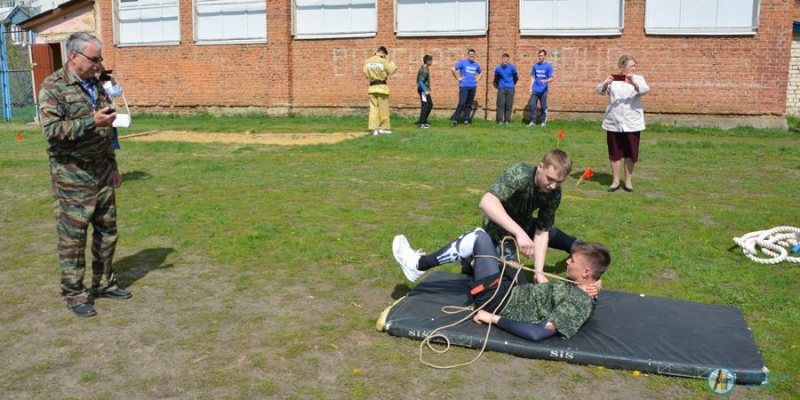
[16,133,23,141]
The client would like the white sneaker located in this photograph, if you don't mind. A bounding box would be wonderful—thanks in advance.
[541,122,546,127]
[372,129,380,136]
[392,235,425,282]
[527,122,536,127]
[379,129,392,134]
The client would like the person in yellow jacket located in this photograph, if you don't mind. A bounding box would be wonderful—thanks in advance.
[363,46,397,135]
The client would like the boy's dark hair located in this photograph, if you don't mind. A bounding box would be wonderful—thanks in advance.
[467,48,476,54]
[572,242,611,280]
[538,49,547,56]
[502,53,510,58]
[423,54,433,64]
[377,46,388,55]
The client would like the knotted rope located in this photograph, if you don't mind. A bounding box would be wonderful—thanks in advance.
[733,226,800,265]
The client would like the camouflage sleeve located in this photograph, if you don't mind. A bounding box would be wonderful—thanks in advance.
[39,86,96,142]
[487,163,528,202]
[549,296,593,339]
[535,189,561,231]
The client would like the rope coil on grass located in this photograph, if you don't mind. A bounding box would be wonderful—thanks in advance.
[733,226,800,264]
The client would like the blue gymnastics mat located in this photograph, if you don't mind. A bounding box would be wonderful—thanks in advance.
[377,271,768,384]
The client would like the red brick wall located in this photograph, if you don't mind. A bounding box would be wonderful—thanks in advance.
[795,0,800,21]
[98,0,794,117]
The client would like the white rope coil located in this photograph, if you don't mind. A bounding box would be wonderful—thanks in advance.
[733,226,800,264]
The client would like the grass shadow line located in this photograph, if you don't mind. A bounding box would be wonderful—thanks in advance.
[114,247,175,288]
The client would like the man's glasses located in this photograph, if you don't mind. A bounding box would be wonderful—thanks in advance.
[75,51,103,64]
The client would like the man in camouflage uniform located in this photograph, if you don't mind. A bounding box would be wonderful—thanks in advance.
[363,46,397,135]
[40,32,130,318]
[479,149,580,284]
[468,239,610,341]
[393,149,585,283]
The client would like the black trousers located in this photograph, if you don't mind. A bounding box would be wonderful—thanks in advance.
[417,90,433,125]
[453,87,476,123]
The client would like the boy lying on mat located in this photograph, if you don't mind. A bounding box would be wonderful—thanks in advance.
[393,228,610,341]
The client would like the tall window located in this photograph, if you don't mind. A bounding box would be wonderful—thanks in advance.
[645,0,760,35]
[293,0,377,39]
[520,0,623,36]
[11,25,28,45]
[395,0,487,37]
[116,0,181,45]
[195,0,267,44]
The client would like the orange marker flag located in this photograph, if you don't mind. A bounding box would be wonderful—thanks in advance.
[16,133,23,141]
[557,130,564,148]
[576,167,593,186]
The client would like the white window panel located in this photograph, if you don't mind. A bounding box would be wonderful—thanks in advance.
[195,0,267,44]
[645,0,760,35]
[116,0,180,46]
[395,0,488,37]
[520,0,623,36]
[294,0,377,39]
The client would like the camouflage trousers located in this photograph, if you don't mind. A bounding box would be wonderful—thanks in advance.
[49,157,119,304]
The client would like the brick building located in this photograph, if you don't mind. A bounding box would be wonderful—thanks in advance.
[22,0,795,128]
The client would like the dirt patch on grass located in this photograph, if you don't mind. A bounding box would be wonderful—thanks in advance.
[123,130,367,146]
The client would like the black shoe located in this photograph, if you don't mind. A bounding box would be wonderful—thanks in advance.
[607,185,620,192]
[623,185,634,192]
[68,301,97,317]
[460,258,474,276]
[96,288,132,299]
[451,121,458,127]
[463,121,470,126]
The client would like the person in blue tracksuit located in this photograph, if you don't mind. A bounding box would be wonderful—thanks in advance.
[493,54,518,126]
[529,49,554,127]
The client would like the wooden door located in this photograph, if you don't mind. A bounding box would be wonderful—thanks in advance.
[31,43,54,101]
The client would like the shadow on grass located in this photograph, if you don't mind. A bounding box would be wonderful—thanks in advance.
[121,171,151,182]
[115,247,175,288]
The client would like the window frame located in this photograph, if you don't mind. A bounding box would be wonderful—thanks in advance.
[393,0,489,37]
[192,0,268,45]
[519,0,624,37]
[113,0,182,47]
[644,0,761,36]
[292,0,378,40]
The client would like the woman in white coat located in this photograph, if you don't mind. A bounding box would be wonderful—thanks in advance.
[597,55,650,192]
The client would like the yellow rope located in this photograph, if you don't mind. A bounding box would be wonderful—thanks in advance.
[417,236,577,369]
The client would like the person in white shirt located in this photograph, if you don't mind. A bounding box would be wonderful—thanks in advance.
[597,55,650,193]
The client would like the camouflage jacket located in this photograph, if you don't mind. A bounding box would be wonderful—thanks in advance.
[482,163,561,243]
[500,280,595,339]
[40,66,116,164]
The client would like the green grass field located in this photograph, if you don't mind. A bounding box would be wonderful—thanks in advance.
[0,114,797,399]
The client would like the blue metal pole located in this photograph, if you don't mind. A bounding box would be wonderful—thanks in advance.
[0,24,11,120]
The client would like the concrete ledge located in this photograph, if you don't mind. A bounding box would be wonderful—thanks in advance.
[130,105,790,130]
